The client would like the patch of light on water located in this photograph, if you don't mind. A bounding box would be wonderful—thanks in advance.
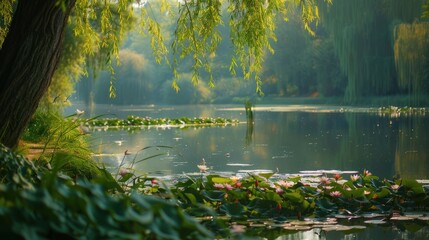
[299,170,359,175]
[226,163,255,167]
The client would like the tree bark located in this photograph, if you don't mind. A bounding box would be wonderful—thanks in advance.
[0,0,76,148]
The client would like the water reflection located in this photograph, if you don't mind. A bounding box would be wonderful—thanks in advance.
[272,225,429,240]
[82,104,429,179]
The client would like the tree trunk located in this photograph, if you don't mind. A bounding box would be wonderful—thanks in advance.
[0,0,76,148]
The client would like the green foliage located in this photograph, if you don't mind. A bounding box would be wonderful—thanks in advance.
[0,0,15,47]
[0,145,213,239]
[21,109,101,180]
[424,0,429,18]
[0,144,41,188]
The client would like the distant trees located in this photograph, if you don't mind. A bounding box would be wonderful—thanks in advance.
[317,0,429,104]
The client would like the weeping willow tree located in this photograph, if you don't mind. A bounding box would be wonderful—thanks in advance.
[0,0,330,148]
[317,0,427,103]
[394,22,429,104]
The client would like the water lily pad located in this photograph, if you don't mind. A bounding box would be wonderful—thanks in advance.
[389,216,415,221]
[334,214,361,219]
[364,220,388,225]
[403,212,428,218]
[283,226,312,231]
[361,213,387,218]
[313,221,339,226]
[269,223,291,228]
[313,224,338,228]
[322,225,353,231]
[289,221,315,226]
[249,223,266,227]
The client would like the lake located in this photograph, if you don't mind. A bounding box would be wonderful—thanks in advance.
[70,104,429,180]
[66,103,429,239]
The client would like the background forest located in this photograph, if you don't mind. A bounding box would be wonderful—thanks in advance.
[57,0,429,106]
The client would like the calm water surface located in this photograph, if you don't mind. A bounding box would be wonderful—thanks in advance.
[68,103,429,239]
[74,104,429,180]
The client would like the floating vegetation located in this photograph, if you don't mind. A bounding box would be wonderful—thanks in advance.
[377,106,427,117]
[82,115,240,129]
[119,168,429,226]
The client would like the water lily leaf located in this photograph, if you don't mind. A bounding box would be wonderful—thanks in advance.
[315,198,337,210]
[289,220,314,226]
[373,188,390,199]
[202,190,226,202]
[400,179,425,194]
[390,216,415,221]
[322,225,353,231]
[364,219,387,224]
[361,213,387,218]
[210,177,232,184]
[258,172,274,180]
[283,225,312,231]
[402,223,425,232]
[282,192,303,203]
[220,203,246,219]
[342,188,365,198]
[288,176,302,183]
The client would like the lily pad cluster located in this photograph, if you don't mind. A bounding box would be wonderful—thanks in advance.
[377,106,427,117]
[134,171,429,221]
[83,115,239,128]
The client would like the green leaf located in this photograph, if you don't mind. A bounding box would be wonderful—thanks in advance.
[210,177,232,184]
[202,190,226,202]
[258,172,274,180]
[282,191,304,203]
[400,179,425,194]
[220,203,246,219]
[117,172,133,182]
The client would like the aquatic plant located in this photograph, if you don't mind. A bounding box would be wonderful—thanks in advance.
[83,115,239,129]
[377,106,427,117]
[136,170,429,222]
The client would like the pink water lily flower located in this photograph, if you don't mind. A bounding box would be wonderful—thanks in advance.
[350,174,360,181]
[330,191,342,198]
[213,183,225,189]
[320,176,331,185]
[391,184,400,190]
[277,180,295,188]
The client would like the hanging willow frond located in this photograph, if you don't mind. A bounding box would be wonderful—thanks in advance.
[317,0,426,103]
[0,0,16,47]
[169,0,326,95]
[394,22,429,93]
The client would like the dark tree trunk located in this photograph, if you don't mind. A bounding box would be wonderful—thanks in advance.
[0,0,76,148]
